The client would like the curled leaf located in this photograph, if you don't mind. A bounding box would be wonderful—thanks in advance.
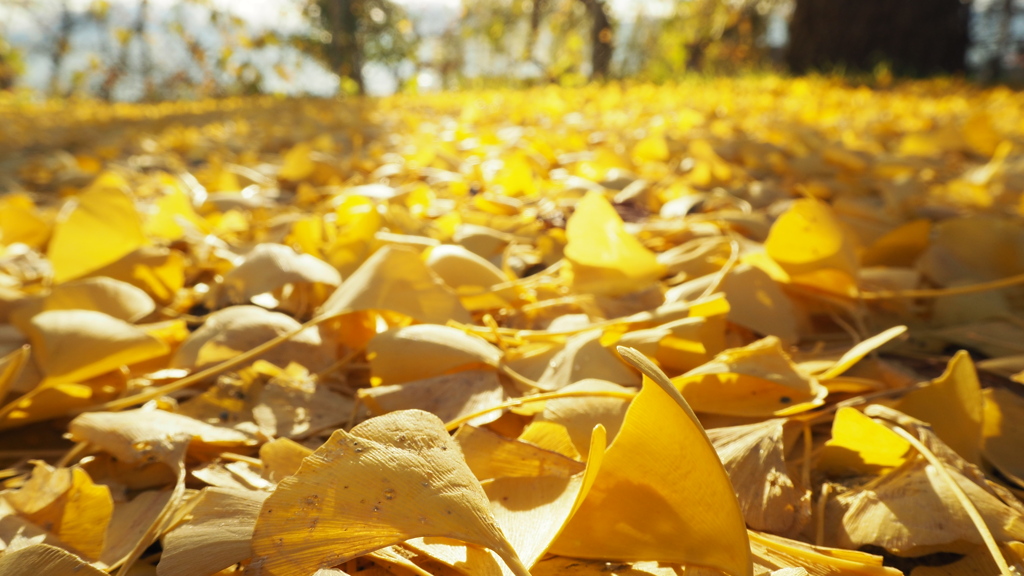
[895,350,983,465]
[48,186,148,284]
[550,348,752,576]
[319,245,471,325]
[172,305,332,373]
[27,309,168,384]
[708,419,811,537]
[367,325,502,386]
[675,337,827,417]
[563,191,666,296]
[215,243,341,317]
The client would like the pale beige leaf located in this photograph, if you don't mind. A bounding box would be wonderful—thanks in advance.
[216,243,341,316]
[9,277,155,334]
[0,543,107,576]
[157,487,267,576]
[100,490,176,570]
[537,330,640,391]
[707,419,810,537]
[319,245,471,325]
[68,408,255,466]
[259,438,314,483]
[367,325,502,385]
[455,425,584,481]
[249,410,529,576]
[359,369,505,426]
[171,305,332,373]
[828,458,1024,554]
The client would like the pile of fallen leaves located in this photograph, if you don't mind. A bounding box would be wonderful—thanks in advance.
[1,76,1024,576]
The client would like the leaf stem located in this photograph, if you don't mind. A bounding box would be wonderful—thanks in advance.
[884,423,1014,576]
[73,317,325,414]
[859,272,1024,300]
[443,389,637,432]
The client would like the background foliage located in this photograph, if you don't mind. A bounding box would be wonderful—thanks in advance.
[0,0,1020,101]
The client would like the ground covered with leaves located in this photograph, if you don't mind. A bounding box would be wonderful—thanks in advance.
[1,77,1024,576]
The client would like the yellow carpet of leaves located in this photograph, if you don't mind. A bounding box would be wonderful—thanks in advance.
[1,76,1024,576]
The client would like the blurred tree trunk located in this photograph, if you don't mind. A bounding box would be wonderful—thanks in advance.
[48,2,72,95]
[99,0,148,101]
[994,0,1014,80]
[581,0,612,79]
[786,0,969,76]
[319,0,365,94]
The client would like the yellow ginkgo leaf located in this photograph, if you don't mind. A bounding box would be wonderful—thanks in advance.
[0,380,109,430]
[861,219,932,268]
[485,425,606,569]
[818,407,912,477]
[83,246,186,306]
[764,199,857,296]
[403,537,504,576]
[48,186,149,284]
[27,309,168,384]
[412,426,605,575]
[531,556,695,576]
[981,387,1024,486]
[279,141,316,181]
[247,362,354,439]
[453,224,514,263]
[9,277,155,335]
[895,350,983,465]
[456,424,585,481]
[918,216,1024,287]
[632,133,670,164]
[518,419,582,460]
[143,185,208,240]
[708,419,810,537]
[319,245,472,325]
[367,325,502,386]
[260,437,314,483]
[526,379,633,458]
[3,462,113,560]
[100,489,177,570]
[366,545,437,576]
[425,244,512,311]
[0,345,30,403]
[617,314,726,373]
[674,337,827,417]
[563,191,666,296]
[249,410,531,576]
[550,348,752,576]
[323,194,384,277]
[0,193,50,249]
[491,152,538,196]
[814,325,907,381]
